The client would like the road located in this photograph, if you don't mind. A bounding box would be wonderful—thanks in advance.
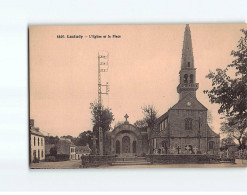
[30,159,247,169]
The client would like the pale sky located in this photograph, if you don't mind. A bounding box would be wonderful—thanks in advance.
[30,24,247,137]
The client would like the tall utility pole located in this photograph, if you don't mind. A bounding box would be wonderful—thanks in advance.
[98,51,109,155]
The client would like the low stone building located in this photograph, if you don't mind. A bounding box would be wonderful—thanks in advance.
[75,144,91,160]
[104,117,149,157]
[30,119,45,162]
[57,138,76,160]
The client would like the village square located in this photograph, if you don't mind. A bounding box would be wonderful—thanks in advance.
[29,24,247,169]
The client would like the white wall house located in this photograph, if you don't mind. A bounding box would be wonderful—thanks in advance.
[70,145,76,160]
[30,119,45,162]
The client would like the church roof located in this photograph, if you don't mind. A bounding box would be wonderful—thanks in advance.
[181,24,194,69]
[170,93,207,111]
[155,111,169,124]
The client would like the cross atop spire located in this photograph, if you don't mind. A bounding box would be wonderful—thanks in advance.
[181,24,194,69]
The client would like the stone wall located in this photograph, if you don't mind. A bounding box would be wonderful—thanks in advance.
[146,154,219,164]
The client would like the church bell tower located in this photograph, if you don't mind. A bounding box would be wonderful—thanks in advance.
[177,24,199,100]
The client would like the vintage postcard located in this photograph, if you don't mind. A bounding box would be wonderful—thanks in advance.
[29,24,247,168]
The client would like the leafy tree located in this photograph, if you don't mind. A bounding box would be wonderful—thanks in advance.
[90,101,115,135]
[134,119,148,129]
[142,104,158,131]
[45,136,60,145]
[220,136,236,150]
[76,130,94,149]
[50,146,57,156]
[204,29,247,149]
[60,135,77,144]
[90,101,114,153]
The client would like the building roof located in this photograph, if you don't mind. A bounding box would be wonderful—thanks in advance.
[75,145,91,154]
[170,93,207,111]
[30,127,45,137]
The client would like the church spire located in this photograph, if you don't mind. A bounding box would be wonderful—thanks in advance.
[181,24,194,69]
[177,24,199,100]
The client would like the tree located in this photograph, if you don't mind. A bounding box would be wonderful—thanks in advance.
[204,29,247,149]
[220,136,236,150]
[45,136,59,145]
[134,119,148,129]
[76,130,94,149]
[50,146,57,156]
[142,105,158,130]
[60,135,76,144]
[90,101,115,135]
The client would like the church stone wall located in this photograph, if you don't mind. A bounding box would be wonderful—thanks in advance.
[169,109,208,138]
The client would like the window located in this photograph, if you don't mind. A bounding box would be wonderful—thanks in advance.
[38,138,40,146]
[184,74,188,83]
[41,150,43,158]
[190,74,194,83]
[164,118,168,128]
[208,141,214,150]
[160,118,168,131]
[188,62,190,67]
[185,118,193,130]
[41,138,43,146]
[34,137,36,146]
[153,139,157,149]
[160,121,164,131]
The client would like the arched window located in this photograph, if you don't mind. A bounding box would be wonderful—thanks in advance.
[184,74,188,83]
[116,140,120,154]
[38,137,40,146]
[187,62,190,67]
[41,138,43,146]
[185,118,193,130]
[41,150,43,158]
[133,140,137,153]
[190,74,194,83]
[34,137,36,146]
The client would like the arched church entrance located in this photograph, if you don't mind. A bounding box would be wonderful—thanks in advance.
[133,140,137,153]
[122,136,130,154]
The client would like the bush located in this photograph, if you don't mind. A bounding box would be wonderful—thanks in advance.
[56,154,70,161]
[46,156,56,162]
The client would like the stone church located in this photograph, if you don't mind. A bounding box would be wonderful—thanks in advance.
[105,24,220,156]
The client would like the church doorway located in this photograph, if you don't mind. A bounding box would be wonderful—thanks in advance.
[116,140,120,154]
[122,136,130,153]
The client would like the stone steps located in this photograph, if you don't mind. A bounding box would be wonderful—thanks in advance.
[111,157,151,166]
[111,161,151,166]
[115,157,146,161]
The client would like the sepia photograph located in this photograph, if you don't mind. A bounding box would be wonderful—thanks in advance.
[29,24,247,169]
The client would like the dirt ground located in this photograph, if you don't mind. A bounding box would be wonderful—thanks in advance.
[30,160,82,169]
[30,159,247,169]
